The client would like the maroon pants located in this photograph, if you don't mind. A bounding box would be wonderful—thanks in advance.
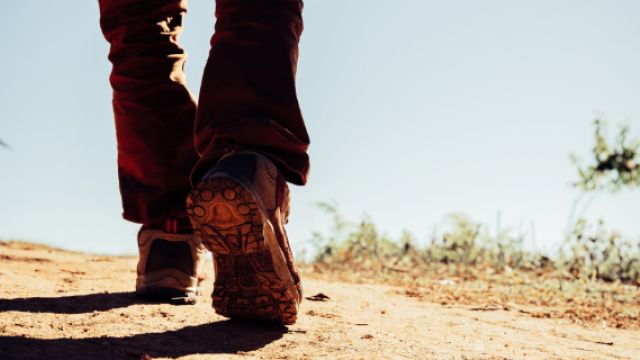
[99,0,310,225]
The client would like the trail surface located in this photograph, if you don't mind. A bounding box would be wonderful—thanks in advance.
[0,241,637,360]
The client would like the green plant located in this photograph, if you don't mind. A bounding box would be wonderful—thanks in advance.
[564,119,640,249]
[571,119,639,192]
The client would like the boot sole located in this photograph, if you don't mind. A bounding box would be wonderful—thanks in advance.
[136,272,205,304]
[136,286,202,301]
[187,175,299,324]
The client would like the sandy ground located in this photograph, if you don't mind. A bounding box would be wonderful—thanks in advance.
[0,241,638,360]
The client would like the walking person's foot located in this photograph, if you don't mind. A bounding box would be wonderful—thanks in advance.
[187,149,302,324]
[135,218,208,304]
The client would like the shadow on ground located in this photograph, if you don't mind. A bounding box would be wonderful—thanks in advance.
[0,320,287,359]
[0,292,169,314]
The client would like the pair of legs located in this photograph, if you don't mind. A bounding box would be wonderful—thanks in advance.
[98,0,310,323]
[99,0,310,226]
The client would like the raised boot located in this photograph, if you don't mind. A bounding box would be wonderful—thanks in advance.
[187,150,302,324]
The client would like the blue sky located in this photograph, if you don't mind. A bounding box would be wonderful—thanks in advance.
[1,0,639,255]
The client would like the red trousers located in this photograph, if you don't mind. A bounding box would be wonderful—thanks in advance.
[98,0,310,225]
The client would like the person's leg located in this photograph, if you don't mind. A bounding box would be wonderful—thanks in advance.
[99,0,200,225]
[99,0,206,301]
[192,0,310,186]
[187,0,308,324]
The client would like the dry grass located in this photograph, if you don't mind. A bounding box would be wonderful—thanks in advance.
[303,204,640,330]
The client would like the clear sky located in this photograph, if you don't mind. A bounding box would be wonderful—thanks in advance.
[1,0,639,256]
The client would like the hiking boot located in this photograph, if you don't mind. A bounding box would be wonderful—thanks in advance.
[135,219,208,303]
[187,149,302,324]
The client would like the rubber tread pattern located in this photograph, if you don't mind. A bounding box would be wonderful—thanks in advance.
[187,177,297,324]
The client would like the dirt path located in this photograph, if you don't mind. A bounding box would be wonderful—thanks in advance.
[0,241,638,360]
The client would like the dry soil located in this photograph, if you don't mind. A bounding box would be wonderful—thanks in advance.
[0,241,638,360]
